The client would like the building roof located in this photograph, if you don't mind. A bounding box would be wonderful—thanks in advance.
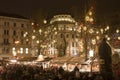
[0,12,28,19]
[50,14,76,24]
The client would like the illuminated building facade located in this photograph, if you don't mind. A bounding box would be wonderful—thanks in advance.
[0,12,32,58]
[43,14,85,57]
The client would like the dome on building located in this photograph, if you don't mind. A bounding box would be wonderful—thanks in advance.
[50,14,76,24]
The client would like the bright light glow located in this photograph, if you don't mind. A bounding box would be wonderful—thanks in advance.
[107,37,110,41]
[54,27,56,30]
[105,28,107,31]
[32,35,36,39]
[20,48,23,54]
[90,18,94,22]
[33,30,36,32]
[89,11,92,16]
[50,15,76,24]
[26,48,29,54]
[89,29,94,34]
[43,20,47,24]
[39,29,42,34]
[15,40,20,44]
[89,50,94,57]
[69,28,73,31]
[36,40,39,44]
[53,40,56,43]
[12,47,15,50]
[74,52,77,56]
[92,39,96,45]
[10,60,17,63]
[85,16,90,21]
[12,51,17,56]
[24,34,26,37]
[83,26,87,31]
[116,29,119,33]
[55,32,57,35]
[25,32,28,35]
[106,26,109,30]
[105,35,108,38]
[114,49,120,52]
[31,22,34,25]
[118,36,120,40]
[96,31,99,34]
[96,36,100,40]
[100,28,103,34]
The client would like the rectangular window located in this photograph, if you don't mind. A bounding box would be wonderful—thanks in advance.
[7,30,9,35]
[76,42,78,47]
[21,31,23,37]
[7,39,9,44]
[21,24,24,28]
[72,34,74,38]
[20,48,23,54]
[13,23,16,27]
[13,30,16,36]
[3,39,6,44]
[61,34,63,38]
[7,22,9,26]
[66,34,69,38]
[4,22,6,26]
[4,30,9,35]
[13,39,15,43]
[21,39,23,44]
[26,48,29,54]
[4,30,6,35]
[3,38,9,45]
[72,42,74,47]
[6,48,9,53]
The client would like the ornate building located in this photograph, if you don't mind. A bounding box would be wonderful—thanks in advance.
[41,14,86,58]
[0,12,32,59]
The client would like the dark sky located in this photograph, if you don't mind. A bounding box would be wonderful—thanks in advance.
[0,0,120,23]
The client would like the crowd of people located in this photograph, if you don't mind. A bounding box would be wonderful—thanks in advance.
[0,63,109,80]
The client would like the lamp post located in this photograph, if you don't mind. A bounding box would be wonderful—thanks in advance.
[89,49,94,73]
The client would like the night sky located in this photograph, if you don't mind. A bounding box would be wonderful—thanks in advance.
[0,0,120,23]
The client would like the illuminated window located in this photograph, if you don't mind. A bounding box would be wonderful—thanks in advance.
[26,48,29,54]
[20,48,23,54]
